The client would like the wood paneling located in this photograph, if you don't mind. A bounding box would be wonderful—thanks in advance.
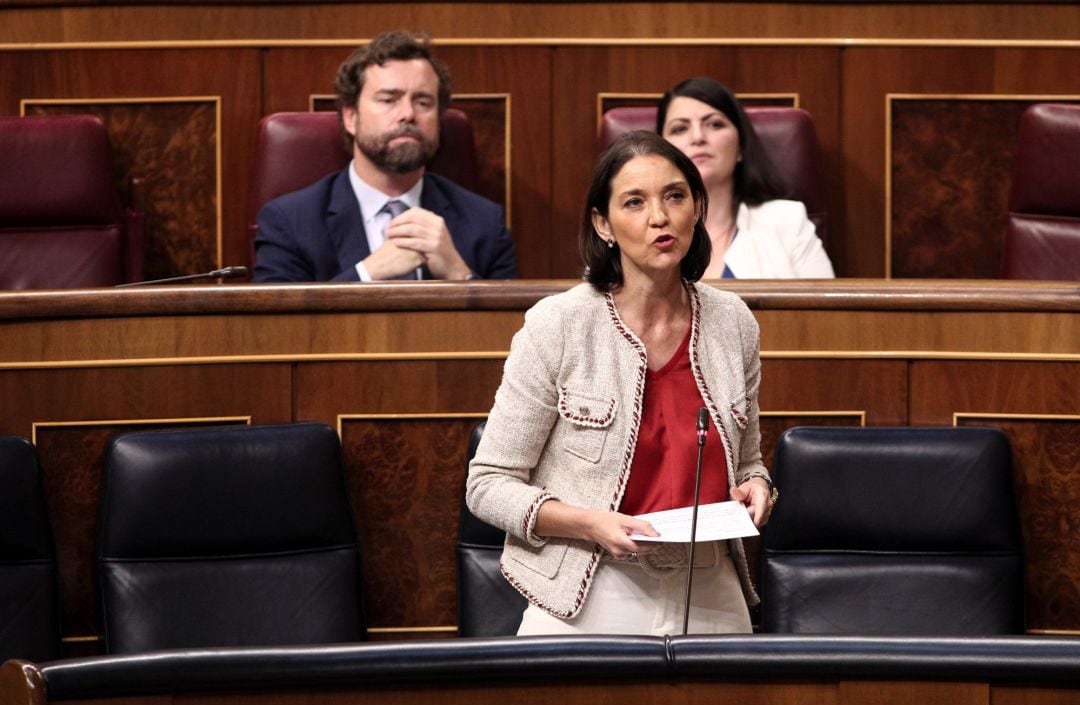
[838,681,987,705]
[0,282,1077,650]
[0,47,262,273]
[911,360,1080,632]
[295,360,501,631]
[340,417,479,630]
[2,3,1080,43]
[0,362,291,652]
[761,360,906,424]
[910,361,1080,422]
[841,47,1080,278]
[25,99,220,279]
[993,686,1080,705]
[959,416,1080,632]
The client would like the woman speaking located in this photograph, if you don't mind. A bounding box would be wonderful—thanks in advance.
[466,131,775,636]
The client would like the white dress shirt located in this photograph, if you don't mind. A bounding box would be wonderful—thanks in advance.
[347,161,424,281]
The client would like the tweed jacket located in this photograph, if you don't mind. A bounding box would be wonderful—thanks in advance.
[466,281,769,619]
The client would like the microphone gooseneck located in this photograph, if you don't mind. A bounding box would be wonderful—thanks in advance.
[683,406,709,635]
[115,265,249,287]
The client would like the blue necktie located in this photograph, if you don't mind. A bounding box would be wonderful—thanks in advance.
[381,200,418,280]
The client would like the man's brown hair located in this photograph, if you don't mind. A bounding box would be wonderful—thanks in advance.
[333,31,452,151]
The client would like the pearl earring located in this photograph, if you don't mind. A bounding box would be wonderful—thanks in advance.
[606,238,615,248]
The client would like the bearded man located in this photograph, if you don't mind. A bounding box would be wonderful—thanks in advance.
[254,32,518,282]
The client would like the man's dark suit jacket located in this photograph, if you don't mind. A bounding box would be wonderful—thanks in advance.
[253,169,518,282]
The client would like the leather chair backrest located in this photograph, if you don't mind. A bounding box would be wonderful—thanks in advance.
[99,422,365,653]
[761,426,1024,635]
[456,422,528,636]
[1002,103,1080,280]
[0,436,60,663]
[247,109,481,253]
[598,105,829,245]
[0,115,136,289]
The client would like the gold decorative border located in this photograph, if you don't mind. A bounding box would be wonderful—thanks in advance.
[953,411,1080,425]
[19,96,225,268]
[31,415,251,444]
[366,626,456,635]
[338,411,487,635]
[309,92,512,219]
[4,348,1080,372]
[883,93,1080,279]
[762,410,866,425]
[596,91,801,135]
[3,39,1080,51]
[336,411,488,438]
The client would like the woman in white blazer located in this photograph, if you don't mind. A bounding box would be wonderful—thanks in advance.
[658,77,835,279]
[467,132,776,636]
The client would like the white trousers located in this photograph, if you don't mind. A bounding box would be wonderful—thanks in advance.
[516,541,752,636]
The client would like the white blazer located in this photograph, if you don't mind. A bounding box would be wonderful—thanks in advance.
[724,200,835,279]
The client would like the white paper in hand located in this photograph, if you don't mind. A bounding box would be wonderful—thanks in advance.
[628,500,759,542]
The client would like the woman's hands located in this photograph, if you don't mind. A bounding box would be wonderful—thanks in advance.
[535,501,659,559]
[730,476,774,527]
[584,511,660,559]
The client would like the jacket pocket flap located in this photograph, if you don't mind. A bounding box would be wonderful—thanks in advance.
[557,387,617,428]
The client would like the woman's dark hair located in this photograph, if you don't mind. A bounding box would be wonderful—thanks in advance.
[579,131,711,293]
[656,76,789,206]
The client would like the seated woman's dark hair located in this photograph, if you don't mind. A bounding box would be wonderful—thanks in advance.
[579,130,711,293]
[657,77,789,206]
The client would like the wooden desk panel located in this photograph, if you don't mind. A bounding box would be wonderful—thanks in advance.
[0,280,1076,649]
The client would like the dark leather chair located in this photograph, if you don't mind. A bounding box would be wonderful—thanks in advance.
[0,115,145,289]
[247,109,480,256]
[1002,103,1080,280]
[761,426,1024,635]
[598,105,829,245]
[0,436,60,663]
[456,422,528,636]
[98,423,365,653]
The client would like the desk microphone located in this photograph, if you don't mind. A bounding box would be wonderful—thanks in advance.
[115,266,249,287]
[682,406,709,635]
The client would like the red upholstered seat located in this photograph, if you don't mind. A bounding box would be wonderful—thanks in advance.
[247,109,480,257]
[1002,103,1080,280]
[0,115,144,289]
[598,106,829,246]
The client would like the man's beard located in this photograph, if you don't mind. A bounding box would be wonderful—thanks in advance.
[356,124,439,174]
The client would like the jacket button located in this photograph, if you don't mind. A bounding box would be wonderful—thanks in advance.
[579,406,591,416]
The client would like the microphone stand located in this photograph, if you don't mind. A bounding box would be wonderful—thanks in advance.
[682,407,709,635]
[115,266,249,287]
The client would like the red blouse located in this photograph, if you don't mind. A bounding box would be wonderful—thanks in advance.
[619,327,729,516]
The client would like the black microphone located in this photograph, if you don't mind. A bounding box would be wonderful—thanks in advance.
[683,406,709,635]
[115,266,249,287]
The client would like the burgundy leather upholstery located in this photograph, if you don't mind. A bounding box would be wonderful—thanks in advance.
[0,115,144,288]
[247,109,480,254]
[598,106,829,245]
[1002,103,1080,280]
